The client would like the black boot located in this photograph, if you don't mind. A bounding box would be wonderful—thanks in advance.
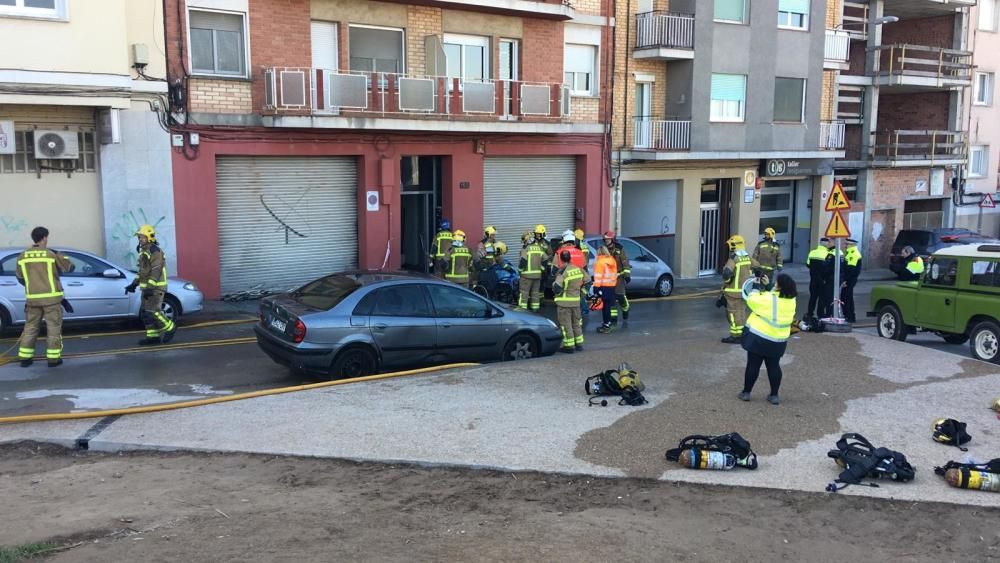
[161,326,177,344]
[47,359,63,368]
[19,359,33,368]
[138,336,161,346]
[721,335,741,344]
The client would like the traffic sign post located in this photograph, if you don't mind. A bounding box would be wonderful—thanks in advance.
[979,193,996,233]
[824,182,852,331]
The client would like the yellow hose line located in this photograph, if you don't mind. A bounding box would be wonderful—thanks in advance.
[0,318,256,344]
[0,362,481,425]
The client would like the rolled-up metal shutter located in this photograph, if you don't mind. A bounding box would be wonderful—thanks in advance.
[483,157,576,248]
[216,156,357,295]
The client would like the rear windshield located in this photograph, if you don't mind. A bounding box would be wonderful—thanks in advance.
[894,231,931,250]
[291,276,361,310]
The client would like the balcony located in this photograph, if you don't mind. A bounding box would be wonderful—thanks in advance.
[820,121,846,150]
[260,67,596,134]
[634,12,695,61]
[824,29,850,70]
[372,0,574,20]
[872,44,973,91]
[884,0,977,19]
[632,117,691,151]
[870,129,967,167]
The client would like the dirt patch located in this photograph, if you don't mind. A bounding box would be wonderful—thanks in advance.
[2,442,998,562]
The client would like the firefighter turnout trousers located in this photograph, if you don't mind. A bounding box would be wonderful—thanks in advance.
[18,303,63,362]
[725,292,747,338]
[518,277,542,311]
[141,290,175,339]
[557,306,583,349]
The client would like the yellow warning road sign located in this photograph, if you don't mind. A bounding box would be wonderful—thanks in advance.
[825,181,851,212]
[825,210,851,238]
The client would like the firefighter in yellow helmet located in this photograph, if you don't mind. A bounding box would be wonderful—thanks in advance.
[125,225,176,345]
[14,226,74,367]
[752,227,782,290]
[477,225,498,262]
[574,228,591,265]
[444,229,473,287]
[721,235,752,344]
[533,224,552,259]
[430,218,453,279]
[518,228,547,311]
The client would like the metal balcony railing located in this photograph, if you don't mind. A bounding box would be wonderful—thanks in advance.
[263,67,572,120]
[870,130,967,163]
[632,117,691,150]
[635,11,695,50]
[873,44,974,82]
[820,120,846,150]
[824,29,850,64]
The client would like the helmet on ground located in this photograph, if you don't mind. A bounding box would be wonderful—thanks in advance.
[484,225,497,236]
[562,230,576,243]
[454,229,466,242]
[764,227,776,237]
[604,231,616,240]
[574,228,585,240]
[440,219,451,231]
[495,241,508,255]
[727,235,746,250]
[534,224,547,235]
[992,396,1000,412]
[135,225,157,241]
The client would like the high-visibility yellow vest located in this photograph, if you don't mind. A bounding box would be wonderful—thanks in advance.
[807,245,831,265]
[906,256,925,275]
[746,291,796,342]
[433,230,453,258]
[845,247,863,267]
[446,246,472,281]
[138,249,168,289]
[521,243,546,277]
[554,267,585,303]
[18,249,65,301]
[725,254,752,293]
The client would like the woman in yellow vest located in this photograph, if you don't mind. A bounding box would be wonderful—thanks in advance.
[739,273,797,405]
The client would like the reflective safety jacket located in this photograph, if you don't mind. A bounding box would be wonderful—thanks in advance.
[476,238,497,260]
[445,244,472,283]
[15,245,72,306]
[137,243,168,291]
[844,247,863,282]
[906,256,925,276]
[606,241,631,290]
[578,241,592,268]
[752,239,783,271]
[552,264,590,307]
[554,243,586,270]
[593,255,618,288]
[746,291,796,342]
[433,230,453,259]
[519,241,547,280]
[722,250,752,294]
[807,246,832,282]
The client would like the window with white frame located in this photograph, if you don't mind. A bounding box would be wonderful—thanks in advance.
[778,0,810,30]
[980,0,998,32]
[969,145,989,178]
[189,10,248,77]
[710,73,746,122]
[349,25,405,74]
[975,72,995,106]
[444,34,490,83]
[774,77,805,122]
[564,44,597,96]
[0,0,66,19]
[714,0,747,24]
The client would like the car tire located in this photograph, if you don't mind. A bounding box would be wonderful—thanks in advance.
[654,274,674,297]
[501,332,539,362]
[329,345,378,379]
[942,333,969,345]
[161,295,181,324]
[876,304,908,342]
[970,321,1000,364]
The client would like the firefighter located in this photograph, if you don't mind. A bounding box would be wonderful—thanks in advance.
[553,249,590,353]
[603,231,631,325]
[14,226,73,367]
[721,235,752,344]
[430,219,453,279]
[575,228,591,267]
[125,225,176,345]
[518,231,546,311]
[444,229,472,287]
[752,227,782,290]
[899,246,925,281]
[806,237,834,319]
[841,238,863,323]
[554,230,586,269]
[533,224,552,259]
[476,225,498,262]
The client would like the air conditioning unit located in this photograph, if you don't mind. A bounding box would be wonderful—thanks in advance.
[33,130,79,160]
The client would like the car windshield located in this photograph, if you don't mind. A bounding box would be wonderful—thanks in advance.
[291,275,361,310]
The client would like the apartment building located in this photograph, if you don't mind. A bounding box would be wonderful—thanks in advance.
[0,0,176,269]
[831,0,974,268]
[163,0,611,298]
[609,0,841,279]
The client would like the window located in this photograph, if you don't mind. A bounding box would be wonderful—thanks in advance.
[62,253,115,278]
[372,285,432,317]
[714,0,747,24]
[189,10,247,77]
[0,253,17,276]
[980,0,998,31]
[427,284,491,319]
[778,0,810,30]
[710,74,746,122]
[975,72,995,106]
[349,25,404,74]
[564,44,597,96]
[619,240,646,261]
[926,257,958,287]
[0,0,65,19]
[971,260,1000,287]
[0,130,97,174]
[444,34,490,83]
[969,145,989,178]
[773,77,806,122]
[292,276,361,311]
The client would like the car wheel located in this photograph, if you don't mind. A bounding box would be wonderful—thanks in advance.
[942,333,969,345]
[654,274,674,297]
[161,295,181,324]
[876,304,908,342]
[502,332,538,361]
[970,321,1000,364]
[330,346,378,379]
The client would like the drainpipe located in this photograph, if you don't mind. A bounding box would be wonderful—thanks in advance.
[615,0,632,233]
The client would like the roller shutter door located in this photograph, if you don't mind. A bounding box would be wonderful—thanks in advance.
[483,157,576,248]
[216,156,357,295]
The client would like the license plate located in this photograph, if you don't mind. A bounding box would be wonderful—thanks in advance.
[270,318,287,332]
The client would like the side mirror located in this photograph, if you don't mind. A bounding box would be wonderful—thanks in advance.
[103,268,122,279]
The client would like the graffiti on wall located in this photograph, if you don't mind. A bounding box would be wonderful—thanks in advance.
[0,215,29,247]
[109,208,166,266]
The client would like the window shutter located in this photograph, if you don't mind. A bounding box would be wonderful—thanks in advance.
[564,44,595,73]
[714,0,745,22]
[190,10,243,32]
[711,74,745,102]
[778,0,810,13]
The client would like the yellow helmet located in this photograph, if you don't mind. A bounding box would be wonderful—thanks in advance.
[484,225,497,236]
[992,396,1000,413]
[135,224,157,241]
[495,241,508,255]
[522,231,533,245]
[726,235,745,250]
[764,227,776,237]
[453,229,466,242]
[574,228,585,240]
[534,224,547,235]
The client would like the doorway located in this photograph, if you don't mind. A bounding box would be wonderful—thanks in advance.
[699,179,734,275]
[760,180,795,262]
[400,156,443,272]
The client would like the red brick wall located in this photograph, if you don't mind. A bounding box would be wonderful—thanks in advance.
[881,15,955,48]
[877,92,951,132]
[521,19,564,84]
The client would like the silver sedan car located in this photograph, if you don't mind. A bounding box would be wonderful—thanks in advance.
[255,272,563,378]
[584,236,675,297]
[0,247,204,334]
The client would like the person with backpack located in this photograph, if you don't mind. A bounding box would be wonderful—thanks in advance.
[739,273,797,405]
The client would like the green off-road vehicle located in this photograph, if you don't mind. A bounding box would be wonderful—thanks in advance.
[869,244,1000,364]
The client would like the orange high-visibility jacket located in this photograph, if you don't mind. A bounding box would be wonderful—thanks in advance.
[593,255,618,288]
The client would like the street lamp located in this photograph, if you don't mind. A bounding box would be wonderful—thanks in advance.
[833,15,899,30]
